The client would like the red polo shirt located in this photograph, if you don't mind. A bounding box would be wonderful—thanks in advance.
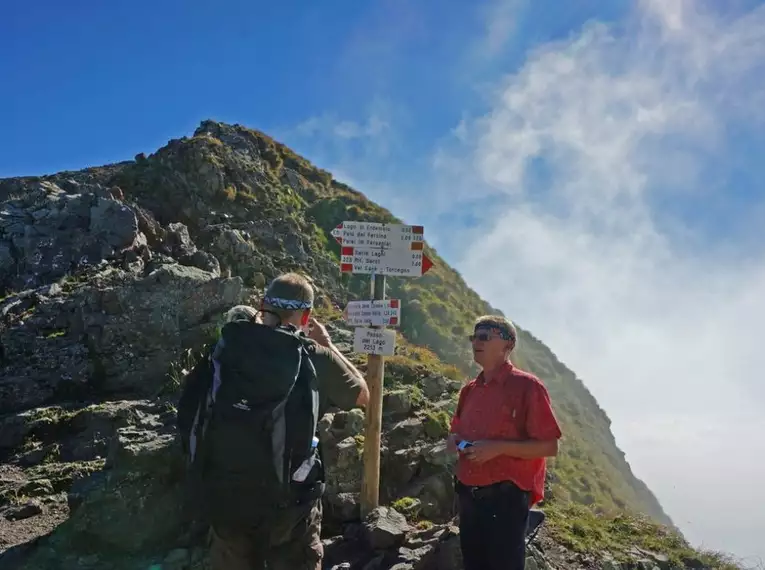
[450,361,562,506]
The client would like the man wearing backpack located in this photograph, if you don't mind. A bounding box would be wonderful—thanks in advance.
[183,272,369,570]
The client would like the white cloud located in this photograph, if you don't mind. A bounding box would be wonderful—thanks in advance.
[294,113,390,141]
[281,97,407,168]
[439,0,765,563]
[475,0,526,59]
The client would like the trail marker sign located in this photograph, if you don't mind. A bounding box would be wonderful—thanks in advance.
[353,327,396,356]
[340,247,433,276]
[344,299,401,327]
[332,221,434,276]
[332,222,424,250]
[334,219,431,518]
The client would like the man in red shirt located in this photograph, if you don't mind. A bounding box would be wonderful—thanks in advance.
[448,315,562,570]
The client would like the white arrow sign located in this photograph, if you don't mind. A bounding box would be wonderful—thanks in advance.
[340,246,434,276]
[344,299,401,327]
[332,222,424,250]
[353,327,396,356]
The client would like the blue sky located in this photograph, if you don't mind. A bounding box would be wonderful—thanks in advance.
[1,0,627,177]
[4,0,765,565]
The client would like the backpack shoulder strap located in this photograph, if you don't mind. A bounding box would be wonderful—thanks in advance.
[177,343,215,459]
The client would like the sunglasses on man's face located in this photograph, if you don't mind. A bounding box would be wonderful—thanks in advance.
[468,331,511,342]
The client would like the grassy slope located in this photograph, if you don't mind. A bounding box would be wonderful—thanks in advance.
[3,121,738,568]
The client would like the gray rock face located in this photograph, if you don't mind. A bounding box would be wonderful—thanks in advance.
[324,409,365,441]
[0,175,254,562]
[383,390,412,417]
[327,436,364,495]
[0,264,243,414]
[324,518,466,570]
[325,492,360,524]
[363,506,410,550]
[421,375,448,400]
[0,182,143,293]
[409,472,455,521]
[387,418,425,449]
[18,479,54,497]
[4,500,43,521]
[423,442,453,468]
[381,446,423,504]
[0,181,246,415]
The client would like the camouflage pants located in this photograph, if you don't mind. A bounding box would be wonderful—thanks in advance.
[209,499,323,570]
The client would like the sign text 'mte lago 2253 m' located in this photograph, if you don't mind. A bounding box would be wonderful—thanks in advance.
[353,327,396,356]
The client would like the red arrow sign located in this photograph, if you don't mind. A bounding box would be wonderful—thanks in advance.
[422,254,433,275]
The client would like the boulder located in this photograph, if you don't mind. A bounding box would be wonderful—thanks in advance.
[0,264,244,415]
[325,436,364,496]
[325,492,361,524]
[4,500,43,521]
[381,447,423,503]
[421,375,448,400]
[423,442,453,468]
[411,472,455,522]
[331,409,365,440]
[387,419,425,449]
[383,390,412,417]
[19,479,54,497]
[423,524,462,570]
[363,506,410,550]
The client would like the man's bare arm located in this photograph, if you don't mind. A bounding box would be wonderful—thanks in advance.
[463,437,558,463]
[495,438,559,458]
[308,317,369,408]
[327,342,369,407]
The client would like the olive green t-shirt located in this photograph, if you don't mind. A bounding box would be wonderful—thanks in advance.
[304,340,364,414]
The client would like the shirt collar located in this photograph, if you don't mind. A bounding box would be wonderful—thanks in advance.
[477,360,514,385]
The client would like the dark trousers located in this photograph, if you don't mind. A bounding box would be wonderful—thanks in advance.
[209,498,323,570]
[456,480,531,570]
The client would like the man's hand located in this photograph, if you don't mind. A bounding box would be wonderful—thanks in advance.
[307,317,332,347]
[461,440,505,463]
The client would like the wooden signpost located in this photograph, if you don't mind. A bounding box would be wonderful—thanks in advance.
[332,221,434,517]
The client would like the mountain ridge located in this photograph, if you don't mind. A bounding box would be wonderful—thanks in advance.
[0,119,740,570]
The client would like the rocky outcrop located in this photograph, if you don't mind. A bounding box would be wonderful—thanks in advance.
[0,177,249,567]
[0,182,245,415]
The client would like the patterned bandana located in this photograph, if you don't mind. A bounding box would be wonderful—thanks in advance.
[263,296,313,310]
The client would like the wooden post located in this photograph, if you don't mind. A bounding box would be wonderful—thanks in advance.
[360,273,386,517]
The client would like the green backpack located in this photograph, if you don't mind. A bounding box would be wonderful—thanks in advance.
[182,321,324,528]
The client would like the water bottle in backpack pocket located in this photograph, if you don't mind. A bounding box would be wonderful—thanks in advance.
[292,436,320,482]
